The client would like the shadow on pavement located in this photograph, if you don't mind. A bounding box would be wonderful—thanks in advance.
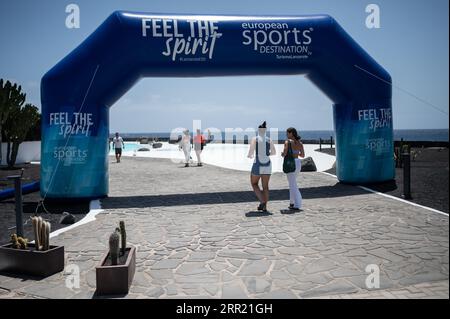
[92,291,128,299]
[245,211,273,217]
[102,183,368,209]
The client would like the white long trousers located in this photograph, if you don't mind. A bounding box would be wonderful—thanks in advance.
[182,143,191,163]
[286,158,302,209]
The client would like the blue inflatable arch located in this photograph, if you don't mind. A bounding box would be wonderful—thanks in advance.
[41,11,394,199]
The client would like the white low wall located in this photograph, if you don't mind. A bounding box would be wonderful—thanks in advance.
[1,141,41,165]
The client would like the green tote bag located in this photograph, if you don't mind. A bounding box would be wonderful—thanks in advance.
[283,141,296,174]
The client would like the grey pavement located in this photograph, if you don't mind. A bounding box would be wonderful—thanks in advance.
[0,157,448,299]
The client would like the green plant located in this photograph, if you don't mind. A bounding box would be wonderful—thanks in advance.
[109,228,120,265]
[31,216,51,251]
[119,220,126,256]
[10,233,28,249]
[0,79,26,166]
[3,103,40,168]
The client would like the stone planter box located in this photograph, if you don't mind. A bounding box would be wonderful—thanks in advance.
[0,243,64,277]
[96,246,136,295]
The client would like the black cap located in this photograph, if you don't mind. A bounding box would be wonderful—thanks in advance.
[258,121,267,129]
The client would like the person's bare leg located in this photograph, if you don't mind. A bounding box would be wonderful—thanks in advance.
[251,175,264,204]
[261,175,271,206]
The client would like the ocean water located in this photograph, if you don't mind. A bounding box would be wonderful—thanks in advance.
[116,129,449,142]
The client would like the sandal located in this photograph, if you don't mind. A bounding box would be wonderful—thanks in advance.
[257,203,267,212]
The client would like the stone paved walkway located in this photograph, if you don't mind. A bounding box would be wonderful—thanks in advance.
[0,157,448,299]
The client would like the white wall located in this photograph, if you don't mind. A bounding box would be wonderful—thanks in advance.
[1,141,41,165]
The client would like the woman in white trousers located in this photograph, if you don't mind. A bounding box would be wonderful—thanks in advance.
[281,127,305,211]
[179,130,191,167]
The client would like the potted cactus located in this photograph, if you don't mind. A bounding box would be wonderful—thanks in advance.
[96,220,136,295]
[0,216,64,277]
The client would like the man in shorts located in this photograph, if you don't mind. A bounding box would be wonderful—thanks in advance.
[111,132,125,163]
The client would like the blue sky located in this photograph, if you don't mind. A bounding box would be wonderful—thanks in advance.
[0,0,448,132]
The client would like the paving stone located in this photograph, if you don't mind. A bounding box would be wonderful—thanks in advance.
[286,263,304,276]
[238,260,272,276]
[260,289,297,299]
[176,262,210,275]
[133,271,151,287]
[147,270,173,279]
[86,270,97,288]
[166,284,178,296]
[303,258,337,274]
[152,259,184,270]
[344,248,369,257]
[270,270,292,280]
[175,274,220,284]
[187,251,216,262]
[300,280,358,298]
[278,247,315,256]
[72,289,96,299]
[146,286,164,298]
[297,272,332,285]
[222,282,248,299]
[203,284,219,296]
[244,248,275,256]
[171,251,189,259]
[228,259,244,268]
[330,268,364,278]
[398,272,448,286]
[209,262,228,271]
[368,248,405,263]
[244,278,272,294]
[291,282,319,292]
[247,228,266,236]
[222,271,235,282]
[0,277,31,290]
[218,250,252,259]
[31,285,76,299]
[337,238,370,245]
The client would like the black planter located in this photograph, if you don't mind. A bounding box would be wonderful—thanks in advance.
[96,246,136,295]
[0,243,65,277]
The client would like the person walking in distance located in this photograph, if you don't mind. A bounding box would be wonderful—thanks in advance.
[111,132,125,163]
[194,129,206,167]
[179,129,192,167]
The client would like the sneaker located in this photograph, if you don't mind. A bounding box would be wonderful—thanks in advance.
[185,163,189,167]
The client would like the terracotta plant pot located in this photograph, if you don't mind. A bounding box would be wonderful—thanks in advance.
[0,243,65,277]
[96,246,136,295]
